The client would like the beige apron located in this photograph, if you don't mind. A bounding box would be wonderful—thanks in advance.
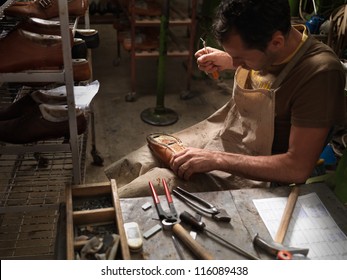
[105,37,313,198]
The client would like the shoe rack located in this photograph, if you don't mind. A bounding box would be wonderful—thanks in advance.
[115,0,197,101]
[0,0,86,185]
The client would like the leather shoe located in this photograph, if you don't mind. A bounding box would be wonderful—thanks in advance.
[70,58,91,81]
[0,90,67,121]
[146,133,185,167]
[0,28,64,73]
[19,17,63,35]
[0,28,90,80]
[72,38,87,59]
[0,103,87,144]
[75,28,99,49]
[4,0,88,19]
[41,58,91,81]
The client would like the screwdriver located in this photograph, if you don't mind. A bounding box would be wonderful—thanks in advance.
[200,38,219,80]
[180,211,259,260]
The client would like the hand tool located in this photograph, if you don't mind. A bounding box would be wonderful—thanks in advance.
[200,37,219,80]
[277,250,293,260]
[275,185,300,244]
[149,179,178,227]
[171,235,185,260]
[173,187,231,222]
[171,222,214,260]
[190,213,201,240]
[180,211,259,260]
[253,185,309,259]
[253,233,309,257]
[148,180,214,260]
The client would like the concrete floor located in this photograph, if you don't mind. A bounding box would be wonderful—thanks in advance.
[84,24,232,184]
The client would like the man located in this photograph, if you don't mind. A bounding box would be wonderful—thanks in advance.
[170,0,346,185]
[105,0,346,197]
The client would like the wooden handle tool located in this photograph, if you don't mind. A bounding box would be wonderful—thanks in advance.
[274,186,300,244]
[172,223,214,260]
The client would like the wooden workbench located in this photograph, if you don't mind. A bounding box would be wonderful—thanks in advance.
[119,183,347,260]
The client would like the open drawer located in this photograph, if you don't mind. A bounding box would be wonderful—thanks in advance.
[65,179,130,260]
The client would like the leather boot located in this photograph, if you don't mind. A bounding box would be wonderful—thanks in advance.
[0,28,64,73]
[0,104,87,144]
[0,90,67,121]
[4,0,88,19]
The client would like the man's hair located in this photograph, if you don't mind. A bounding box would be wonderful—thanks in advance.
[213,0,291,51]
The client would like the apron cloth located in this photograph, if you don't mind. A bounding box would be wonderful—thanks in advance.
[105,37,313,198]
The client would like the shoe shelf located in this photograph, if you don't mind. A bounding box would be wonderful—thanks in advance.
[0,0,94,260]
[0,0,86,185]
[115,0,197,100]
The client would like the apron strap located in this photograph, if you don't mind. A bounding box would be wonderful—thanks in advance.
[272,36,313,89]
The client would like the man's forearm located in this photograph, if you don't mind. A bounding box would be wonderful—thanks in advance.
[217,152,313,184]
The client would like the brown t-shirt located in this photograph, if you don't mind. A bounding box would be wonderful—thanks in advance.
[250,37,346,154]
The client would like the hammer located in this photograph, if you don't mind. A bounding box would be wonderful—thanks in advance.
[172,223,214,260]
[253,185,309,258]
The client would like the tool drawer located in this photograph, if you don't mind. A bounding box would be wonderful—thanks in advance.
[65,179,130,260]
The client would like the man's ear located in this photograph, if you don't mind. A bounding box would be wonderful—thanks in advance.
[268,31,285,51]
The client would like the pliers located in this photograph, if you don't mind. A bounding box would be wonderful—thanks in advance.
[149,179,178,228]
[173,187,231,223]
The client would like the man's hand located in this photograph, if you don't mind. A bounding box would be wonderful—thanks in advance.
[170,147,219,180]
[195,47,234,73]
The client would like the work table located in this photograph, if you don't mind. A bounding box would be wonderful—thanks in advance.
[119,182,347,260]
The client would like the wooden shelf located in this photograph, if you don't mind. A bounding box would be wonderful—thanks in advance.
[116,0,198,98]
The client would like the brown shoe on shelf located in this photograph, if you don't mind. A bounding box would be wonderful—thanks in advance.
[146,133,185,167]
[19,17,66,35]
[0,28,64,73]
[4,0,88,19]
[21,58,92,86]
[71,58,91,81]
[72,38,87,59]
[0,93,37,121]
[0,103,87,144]
[0,90,67,121]
[75,28,99,49]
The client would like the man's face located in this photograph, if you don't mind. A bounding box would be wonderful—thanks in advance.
[222,32,276,71]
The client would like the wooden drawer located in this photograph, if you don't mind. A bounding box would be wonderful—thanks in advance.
[65,179,130,260]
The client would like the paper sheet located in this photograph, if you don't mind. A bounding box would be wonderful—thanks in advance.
[253,193,347,259]
[41,80,100,109]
